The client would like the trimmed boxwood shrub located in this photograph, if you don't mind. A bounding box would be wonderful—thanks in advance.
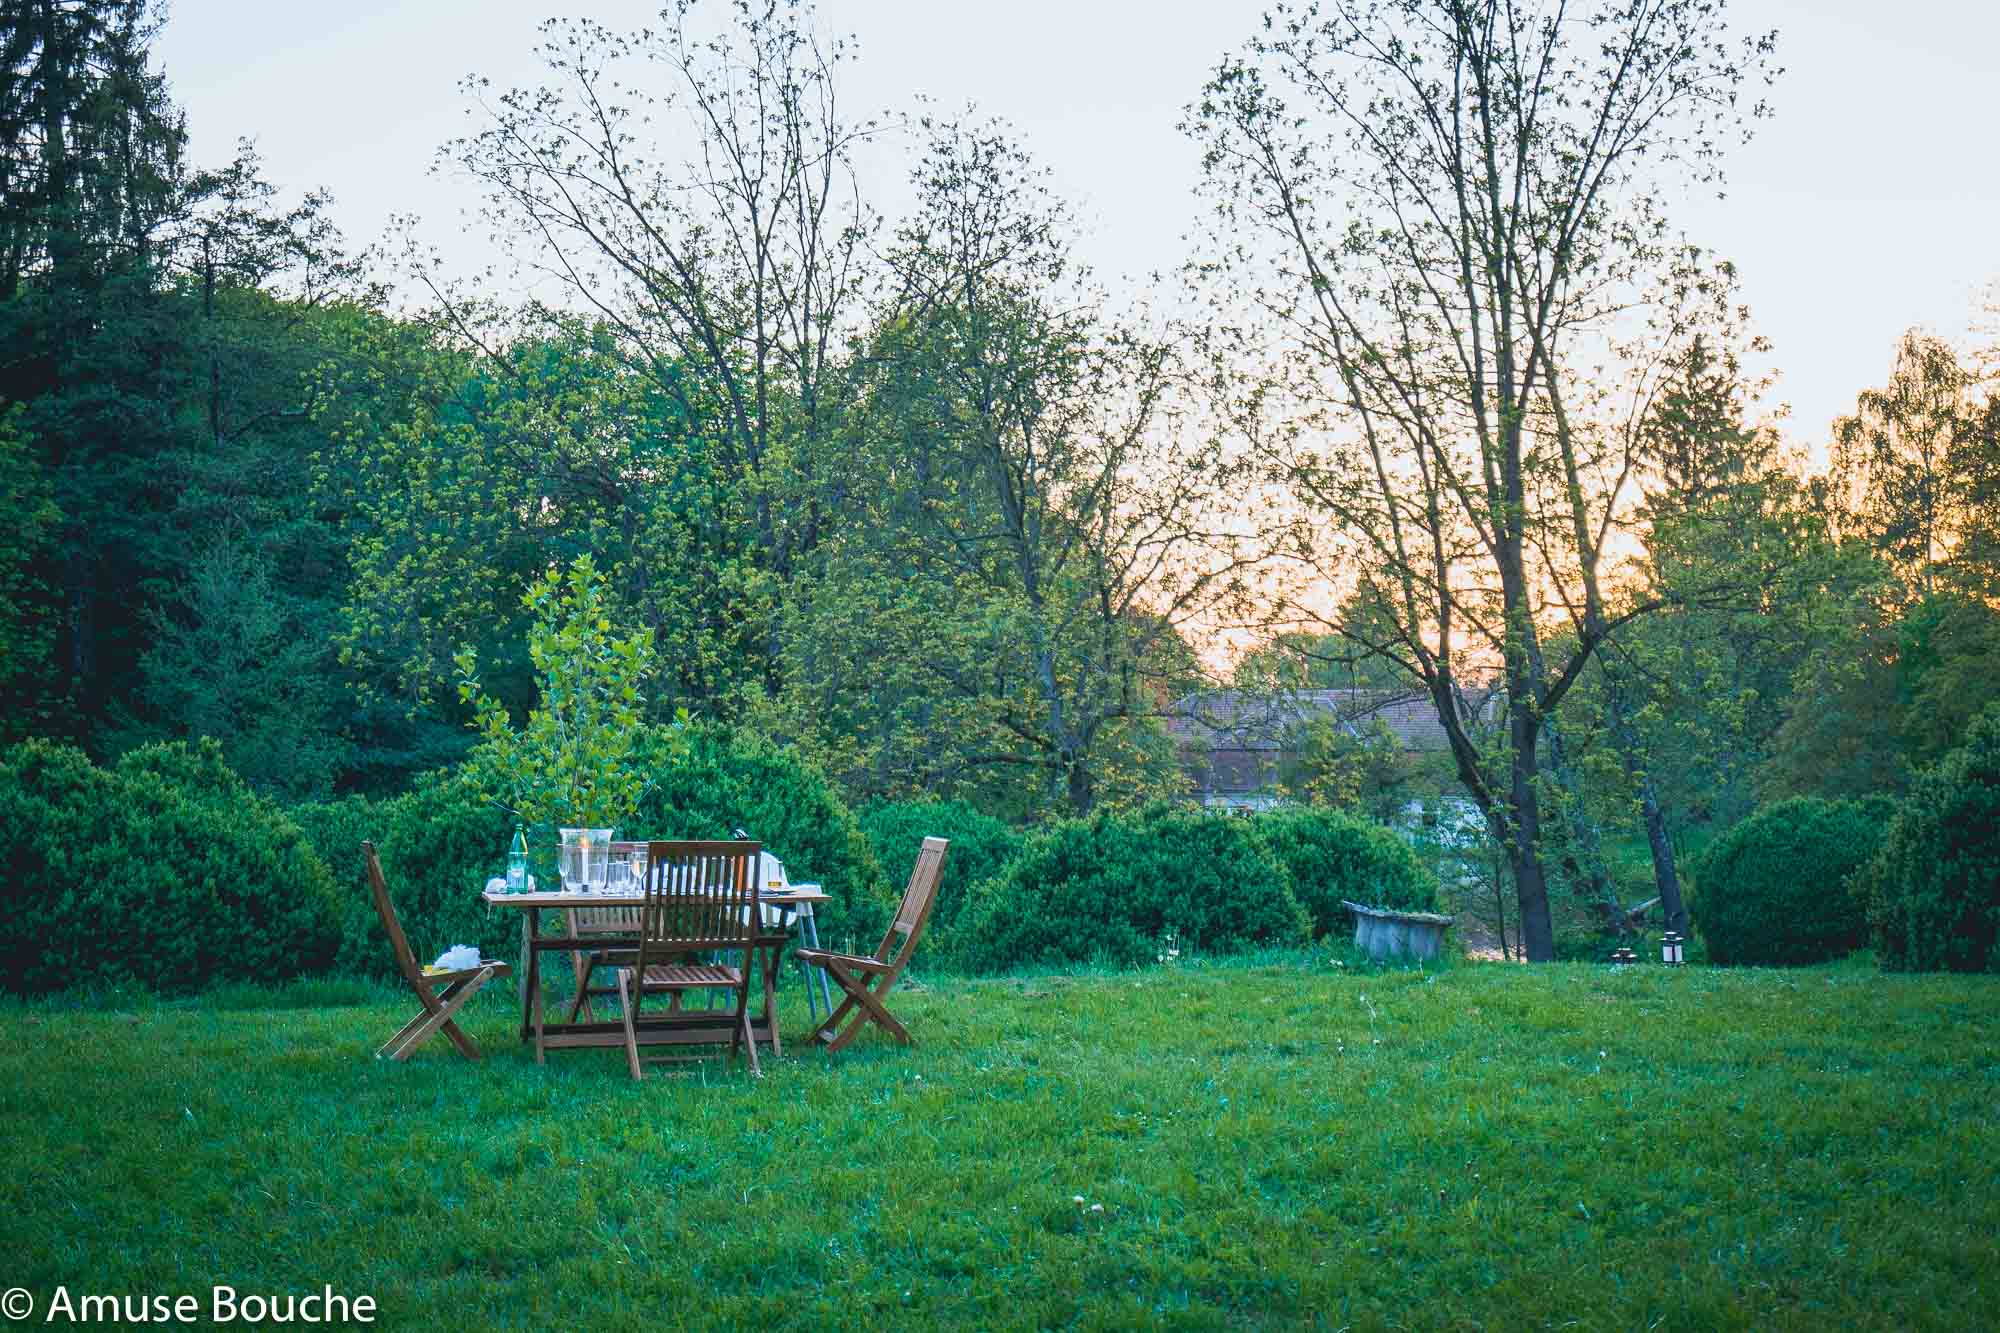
[1865,708,2000,972]
[956,806,1309,973]
[629,725,886,949]
[857,799,1026,965]
[1253,808,1438,940]
[1689,795,1895,967]
[290,772,518,981]
[0,739,342,994]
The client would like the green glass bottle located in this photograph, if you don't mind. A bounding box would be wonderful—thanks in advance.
[506,823,528,891]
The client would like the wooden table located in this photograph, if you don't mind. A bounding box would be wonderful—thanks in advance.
[482,886,831,1064]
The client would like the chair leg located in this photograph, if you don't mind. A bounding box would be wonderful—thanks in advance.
[739,998,761,1078]
[761,944,782,1059]
[798,905,833,1021]
[618,970,643,1081]
[565,954,607,1024]
[849,982,911,1045]
[380,970,491,1061]
[383,979,469,1061]
[815,966,871,1053]
[814,963,911,1054]
[809,992,858,1046]
[377,1005,436,1060]
[438,1015,481,1059]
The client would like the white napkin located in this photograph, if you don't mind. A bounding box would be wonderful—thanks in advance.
[433,944,481,971]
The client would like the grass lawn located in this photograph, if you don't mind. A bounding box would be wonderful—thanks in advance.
[4,954,1997,1330]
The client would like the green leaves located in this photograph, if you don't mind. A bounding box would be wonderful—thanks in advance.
[455,556,659,831]
[1865,706,2000,973]
[1689,796,1893,967]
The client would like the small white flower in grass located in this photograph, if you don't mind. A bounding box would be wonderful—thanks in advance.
[1090,1203,1104,1213]
[1073,1194,1086,1205]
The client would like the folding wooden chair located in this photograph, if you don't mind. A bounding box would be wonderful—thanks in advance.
[796,836,949,1054]
[364,841,510,1061]
[613,840,763,1080]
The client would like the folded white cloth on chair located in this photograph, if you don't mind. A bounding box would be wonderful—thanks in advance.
[433,945,481,971]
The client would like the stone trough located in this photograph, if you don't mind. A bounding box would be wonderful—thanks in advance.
[1342,900,1455,961]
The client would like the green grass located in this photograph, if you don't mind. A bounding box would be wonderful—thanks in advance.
[3,954,1997,1330]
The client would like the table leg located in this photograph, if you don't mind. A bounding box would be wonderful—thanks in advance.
[528,908,548,1065]
[533,973,546,1065]
[518,907,537,1039]
[762,941,782,1058]
[799,903,833,1020]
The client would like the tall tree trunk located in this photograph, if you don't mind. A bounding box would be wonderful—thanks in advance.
[1542,716,1623,923]
[1509,717,1555,961]
[1636,776,1686,935]
[1064,756,1093,817]
[1602,672,1688,935]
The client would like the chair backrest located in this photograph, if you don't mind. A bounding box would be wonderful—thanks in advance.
[635,841,761,973]
[874,837,950,971]
[362,841,425,988]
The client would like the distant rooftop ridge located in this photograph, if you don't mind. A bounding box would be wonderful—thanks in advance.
[1165,684,1498,754]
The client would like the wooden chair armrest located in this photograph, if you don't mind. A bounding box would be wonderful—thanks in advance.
[418,961,511,983]
[794,948,891,973]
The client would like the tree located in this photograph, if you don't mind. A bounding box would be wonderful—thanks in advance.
[1191,0,1777,959]
[1833,331,1975,602]
[0,0,189,729]
[455,556,662,830]
[330,319,764,720]
[426,0,874,700]
[775,121,1257,815]
[1577,336,1822,933]
[135,542,350,799]
[0,1,378,767]
[1234,588,1412,691]
[0,405,60,736]
[0,0,185,301]
[1760,338,2000,793]
[1276,714,1419,821]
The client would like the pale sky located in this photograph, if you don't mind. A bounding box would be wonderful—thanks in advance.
[155,0,2000,455]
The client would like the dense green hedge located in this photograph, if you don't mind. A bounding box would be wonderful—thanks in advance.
[1866,708,2000,972]
[857,799,1026,964]
[289,773,518,981]
[627,725,887,949]
[956,806,1310,973]
[1689,795,1895,966]
[1,725,1441,992]
[0,740,342,994]
[1253,807,1439,940]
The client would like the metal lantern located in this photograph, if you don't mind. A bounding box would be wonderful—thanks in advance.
[1609,946,1638,966]
[1661,930,1685,966]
